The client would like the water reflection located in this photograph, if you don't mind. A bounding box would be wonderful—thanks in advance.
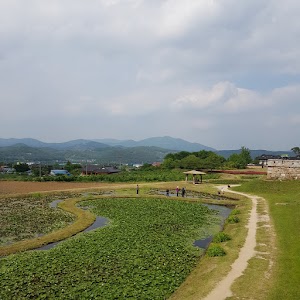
[193,204,232,249]
[35,216,109,251]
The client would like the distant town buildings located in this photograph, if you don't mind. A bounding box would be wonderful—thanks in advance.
[50,170,71,176]
[0,166,16,174]
[81,165,121,175]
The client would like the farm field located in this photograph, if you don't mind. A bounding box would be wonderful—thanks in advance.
[0,181,122,195]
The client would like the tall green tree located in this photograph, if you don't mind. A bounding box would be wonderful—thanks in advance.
[161,158,177,169]
[13,163,30,173]
[226,147,252,169]
[202,152,226,170]
[179,155,202,169]
[240,146,252,164]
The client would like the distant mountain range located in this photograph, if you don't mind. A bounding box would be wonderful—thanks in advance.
[0,136,293,164]
[0,136,214,152]
[92,136,215,152]
[0,136,210,164]
[0,138,109,150]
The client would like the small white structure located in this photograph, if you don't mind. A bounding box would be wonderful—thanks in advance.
[50,170,71,176]
[133,164,143,168]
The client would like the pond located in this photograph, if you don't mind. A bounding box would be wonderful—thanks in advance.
[35,216,109,251]
[194,203,232,249]
[36,196,231,251]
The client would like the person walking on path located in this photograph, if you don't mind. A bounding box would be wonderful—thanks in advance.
[176,186,179,197]
[136,184,139,195]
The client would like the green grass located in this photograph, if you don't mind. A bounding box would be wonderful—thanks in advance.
[0,197,222,299]
[234,179,300,299]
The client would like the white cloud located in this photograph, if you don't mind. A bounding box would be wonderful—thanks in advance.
[174,82,263,113]
[0,1,300,150]
[157,0,219,39]
[136,68,176,83]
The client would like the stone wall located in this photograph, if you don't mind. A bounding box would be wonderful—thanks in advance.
[267,159,300,180]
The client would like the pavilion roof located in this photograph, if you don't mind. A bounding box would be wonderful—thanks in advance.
[183,170,206,175]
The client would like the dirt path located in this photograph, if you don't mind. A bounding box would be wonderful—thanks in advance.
[204,185,259,300]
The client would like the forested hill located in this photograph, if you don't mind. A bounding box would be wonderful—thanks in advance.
[0,137,292,163]
[217,149,293,159]
[0,144,174,164]
[0,136,215,152]
[93,136,215,152]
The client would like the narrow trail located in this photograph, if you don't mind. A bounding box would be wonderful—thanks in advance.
[204,186,259,300]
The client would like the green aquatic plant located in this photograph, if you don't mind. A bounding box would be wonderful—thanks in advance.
[0,197,221,299]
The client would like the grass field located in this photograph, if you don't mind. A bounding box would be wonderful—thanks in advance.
[234,180,300,299]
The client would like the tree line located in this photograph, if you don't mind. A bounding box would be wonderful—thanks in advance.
[160,147,252,170]
[1,147,253,179]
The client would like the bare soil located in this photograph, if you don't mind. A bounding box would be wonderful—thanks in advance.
[0,181,109,195]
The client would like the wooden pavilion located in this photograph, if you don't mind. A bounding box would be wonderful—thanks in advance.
[183,170,206,184]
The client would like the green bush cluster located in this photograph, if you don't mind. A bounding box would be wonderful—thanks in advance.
[227,215,240,224]
[230,209,241,215]
[206,245,226,257]
[212,232,231,243]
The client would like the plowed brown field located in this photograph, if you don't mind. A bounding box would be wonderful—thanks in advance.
[0,181,114,195]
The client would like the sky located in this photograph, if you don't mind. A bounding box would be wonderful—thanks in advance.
[1,0,300,150]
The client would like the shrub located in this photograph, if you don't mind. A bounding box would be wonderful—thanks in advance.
[227,215,240,224]
[230,209,241,215]
[213,232,231,243]
[31,192,42,199]
[207,244,226,257]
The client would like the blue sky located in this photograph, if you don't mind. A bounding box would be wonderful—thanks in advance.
[1,0,300,150]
